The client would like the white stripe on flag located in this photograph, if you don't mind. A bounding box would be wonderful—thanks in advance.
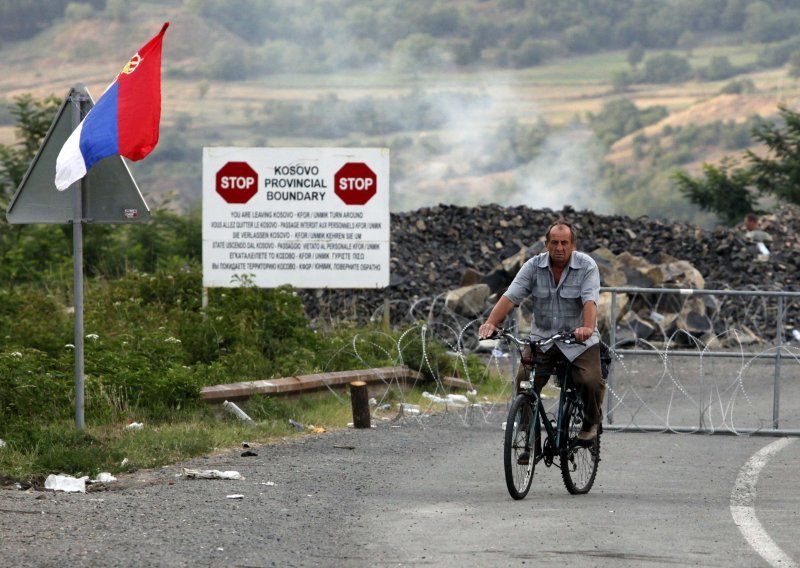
[55,121,88,191]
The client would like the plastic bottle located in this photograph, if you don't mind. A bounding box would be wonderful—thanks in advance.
[445,394,469,407]
[399,403,420,415]
[422,392,448,404]
[223,400,255,423]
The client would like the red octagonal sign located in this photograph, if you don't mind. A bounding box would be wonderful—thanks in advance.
[334,162,377,205]
[216,161,258,204]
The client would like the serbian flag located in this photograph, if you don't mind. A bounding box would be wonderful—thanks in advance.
[55,22,169,191]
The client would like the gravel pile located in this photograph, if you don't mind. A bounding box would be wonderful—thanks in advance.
[300,203,800,332]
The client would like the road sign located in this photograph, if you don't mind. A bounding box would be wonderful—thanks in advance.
[216,161,258,204]
[334,162,377,205]
[203,147,390,289]
[5,84,150,224]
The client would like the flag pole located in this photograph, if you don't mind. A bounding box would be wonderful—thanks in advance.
[70,92,87,430]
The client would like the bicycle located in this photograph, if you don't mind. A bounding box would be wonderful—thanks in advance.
[492,328,601,499]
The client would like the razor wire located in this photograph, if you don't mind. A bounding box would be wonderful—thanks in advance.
[306,287,800,435]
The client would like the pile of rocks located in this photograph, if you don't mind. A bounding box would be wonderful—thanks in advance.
[300,203,800,342]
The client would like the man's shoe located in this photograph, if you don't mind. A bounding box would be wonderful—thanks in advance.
[576,424,598,444]
[517,451,530,465]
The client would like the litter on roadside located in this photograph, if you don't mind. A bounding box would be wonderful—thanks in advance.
[91,472,117,484]
[287,418,325,433]
[182,468,243,480]
[45,471,118,493]
[226,494,244,499]
[0,438,6,448]
[45,474,87,493]
[398,403,420,415]
[421,392,470,407]
[222,400,255,423]
[125,422,144,430]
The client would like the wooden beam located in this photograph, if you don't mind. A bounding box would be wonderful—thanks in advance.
[199,366,472,403]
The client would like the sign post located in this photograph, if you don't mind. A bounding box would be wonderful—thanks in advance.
[71,93,87,430]
[5,84,151,430]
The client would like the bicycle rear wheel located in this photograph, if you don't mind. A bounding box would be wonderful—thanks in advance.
[504,394,538,500]
[560,398,600,495]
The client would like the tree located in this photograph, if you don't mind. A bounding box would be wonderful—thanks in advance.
[643,53,692,83]
[706,55,736,81]
[610,69,633,92]
[747,105,800,205]
[392,33,440,73]
[674,159,756,226]
[0,94,61,204]
[675,104,800,225]
[627,42,645,70]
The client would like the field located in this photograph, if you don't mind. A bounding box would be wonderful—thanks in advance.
[3,11,800,218]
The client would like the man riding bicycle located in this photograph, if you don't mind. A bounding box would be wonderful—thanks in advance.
[479,220,605,443]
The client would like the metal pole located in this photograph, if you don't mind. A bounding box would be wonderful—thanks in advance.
[382,288,390,332]
[607,291,617,425]
[511,308,519,399]
[773,296,784,429]
[70,93,86,430]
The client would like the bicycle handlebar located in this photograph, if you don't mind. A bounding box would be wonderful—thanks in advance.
[487,328,583,348]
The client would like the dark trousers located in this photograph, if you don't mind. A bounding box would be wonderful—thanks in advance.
[515,343,606,427]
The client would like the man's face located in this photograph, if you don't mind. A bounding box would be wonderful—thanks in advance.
[546,224,575,268]
[745,217,757,231]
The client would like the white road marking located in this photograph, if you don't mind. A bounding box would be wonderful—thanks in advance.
[730,437,797,568]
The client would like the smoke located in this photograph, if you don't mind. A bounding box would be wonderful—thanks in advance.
[513,124,609,214]
[389,80,608,215]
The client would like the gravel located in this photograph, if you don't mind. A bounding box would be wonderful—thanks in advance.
[0,412,499,568]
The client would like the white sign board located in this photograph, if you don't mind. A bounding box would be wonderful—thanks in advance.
[203,147,390,288]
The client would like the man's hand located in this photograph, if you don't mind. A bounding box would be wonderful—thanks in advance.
[480,297,514,341]
[574,326,593,342]
[479,322,499,340]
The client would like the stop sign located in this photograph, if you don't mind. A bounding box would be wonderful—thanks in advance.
[216,162,258,204]
[334,162,377,205]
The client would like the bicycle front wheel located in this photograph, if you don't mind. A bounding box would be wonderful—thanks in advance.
[503,394,538,500]
[560,398,600,495]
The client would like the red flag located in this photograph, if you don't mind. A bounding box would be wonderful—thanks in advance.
[56,22,169,190]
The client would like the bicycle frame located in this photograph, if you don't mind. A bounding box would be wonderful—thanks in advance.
[496,328,583,463]
[520,358,580,465]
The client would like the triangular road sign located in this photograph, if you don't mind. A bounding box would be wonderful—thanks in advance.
[5,84,150,224]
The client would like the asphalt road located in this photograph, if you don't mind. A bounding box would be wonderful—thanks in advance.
[1,410,797,568]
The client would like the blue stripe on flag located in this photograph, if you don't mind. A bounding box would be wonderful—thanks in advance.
[79,82,120,170]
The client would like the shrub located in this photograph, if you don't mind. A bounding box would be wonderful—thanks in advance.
[643,53,692,83]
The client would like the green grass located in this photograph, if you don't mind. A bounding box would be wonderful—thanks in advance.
[0,252,504,486]
[0,376,509,485]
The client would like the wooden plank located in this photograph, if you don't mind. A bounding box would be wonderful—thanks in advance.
[199,366,472,403]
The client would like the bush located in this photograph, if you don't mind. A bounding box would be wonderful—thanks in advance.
[643,53,692,83]
[720,78,756,94]
[0,349,72,426]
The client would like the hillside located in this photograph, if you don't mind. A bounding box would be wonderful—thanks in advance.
[3,0,800,226]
